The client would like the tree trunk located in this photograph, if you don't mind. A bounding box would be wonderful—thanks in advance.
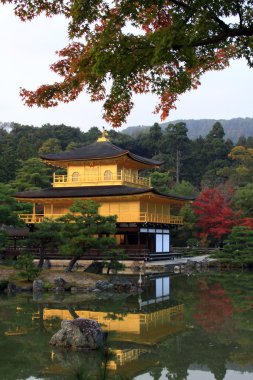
[37,245,44,269]
[65,256,80,272]
[67,305,79,319]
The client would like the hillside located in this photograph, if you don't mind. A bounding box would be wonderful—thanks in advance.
[123,118,253,143]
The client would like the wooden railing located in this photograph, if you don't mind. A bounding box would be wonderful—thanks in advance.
[18,214,63,224]
[18,212,183,225]
[53,171,151,188]
[139,213,183,224]
[4,247,150,261]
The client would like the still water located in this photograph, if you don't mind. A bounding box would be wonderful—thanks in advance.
[1,272,253,380]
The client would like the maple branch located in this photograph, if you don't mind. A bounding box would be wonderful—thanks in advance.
[236,0,244,28]
[194,24,253,47]
[206,7,230,32]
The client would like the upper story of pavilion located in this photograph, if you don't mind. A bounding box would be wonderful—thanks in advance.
[41,133,161,189]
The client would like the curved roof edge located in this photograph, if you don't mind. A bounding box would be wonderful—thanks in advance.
[14,185,193,201]
[40,141,162,166]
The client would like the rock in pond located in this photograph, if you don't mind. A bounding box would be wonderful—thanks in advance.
[54,277,67,289]
[33,279,43,293]
[50,318,104,350]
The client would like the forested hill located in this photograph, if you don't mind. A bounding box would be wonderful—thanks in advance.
[123,118,253,143]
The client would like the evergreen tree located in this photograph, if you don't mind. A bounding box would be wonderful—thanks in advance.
[217,226,253,267]
[58,200,118,272]
[25,220,61,269]
[234,183,253,217]
[161,122,190,183]
[150,172,172,194]
[38,138,62,155]
[0,137,20,183]
[12,158,51,191]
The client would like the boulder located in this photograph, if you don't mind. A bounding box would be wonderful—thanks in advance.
[54,277,67,288]
[112,278,133,292]
[50,318,104,350]
[33,279,43,293]
[95,280,111,291]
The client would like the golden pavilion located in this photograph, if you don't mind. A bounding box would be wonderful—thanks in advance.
[15,131,191,260]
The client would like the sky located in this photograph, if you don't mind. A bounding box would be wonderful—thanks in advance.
[1,4,253,133]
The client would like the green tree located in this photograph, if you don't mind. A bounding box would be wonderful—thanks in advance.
[58,200,118,272]
[177,204,198,246]
[16,136,36,161]
[234,183,253,217]
[11,158,51,191]
[227,146,253,186]
[15,253,40,281]
[38,138,62,156]
[236,136,247,147]
[246,136,253,148]
[25,220,61,269]
[169,180,196,197]
[3,1,253,127]
[191,123,233,188]
[161,123,190,183]
[217,226,253,267]
[0,137,20,183]
[201,159,232,188]
[103,249,126,275]
[143,123,163,157]
[150,171,172,194]
[65,141,82,151]
[0,183,27,226]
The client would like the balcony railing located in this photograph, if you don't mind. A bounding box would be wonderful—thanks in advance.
[53,171,151,188]
[18,212,183,225]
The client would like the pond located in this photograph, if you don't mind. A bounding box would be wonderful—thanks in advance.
[1,271,253,380]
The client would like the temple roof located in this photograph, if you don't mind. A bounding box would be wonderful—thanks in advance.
[14,185,192,201]
[40,141,161,166]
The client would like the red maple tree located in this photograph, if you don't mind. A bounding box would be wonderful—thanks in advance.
[193,187,240,244]
[240,217,253,229]
[0,0,243,128]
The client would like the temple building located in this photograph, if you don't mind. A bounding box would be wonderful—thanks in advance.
[15,131,191,261]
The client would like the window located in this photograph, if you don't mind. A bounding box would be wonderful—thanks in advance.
[104,170,112,180]
[72,172,80,182]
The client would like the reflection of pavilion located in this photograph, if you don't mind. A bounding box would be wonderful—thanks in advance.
[44,303,184,345]
[43,275,184,375]
[44,276,183,345]
[44,303,184,374]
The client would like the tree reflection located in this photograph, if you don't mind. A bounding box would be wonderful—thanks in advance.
[193,280,233,333]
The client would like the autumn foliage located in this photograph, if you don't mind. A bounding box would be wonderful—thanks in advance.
[193,187,240,243]
[2,0,253,127]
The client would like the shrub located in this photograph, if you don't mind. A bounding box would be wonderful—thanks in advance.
[15,253,40,281]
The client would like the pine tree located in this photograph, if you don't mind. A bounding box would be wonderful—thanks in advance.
[58,200,118,272]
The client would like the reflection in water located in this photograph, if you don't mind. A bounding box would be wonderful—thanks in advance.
[1,273,253,379]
